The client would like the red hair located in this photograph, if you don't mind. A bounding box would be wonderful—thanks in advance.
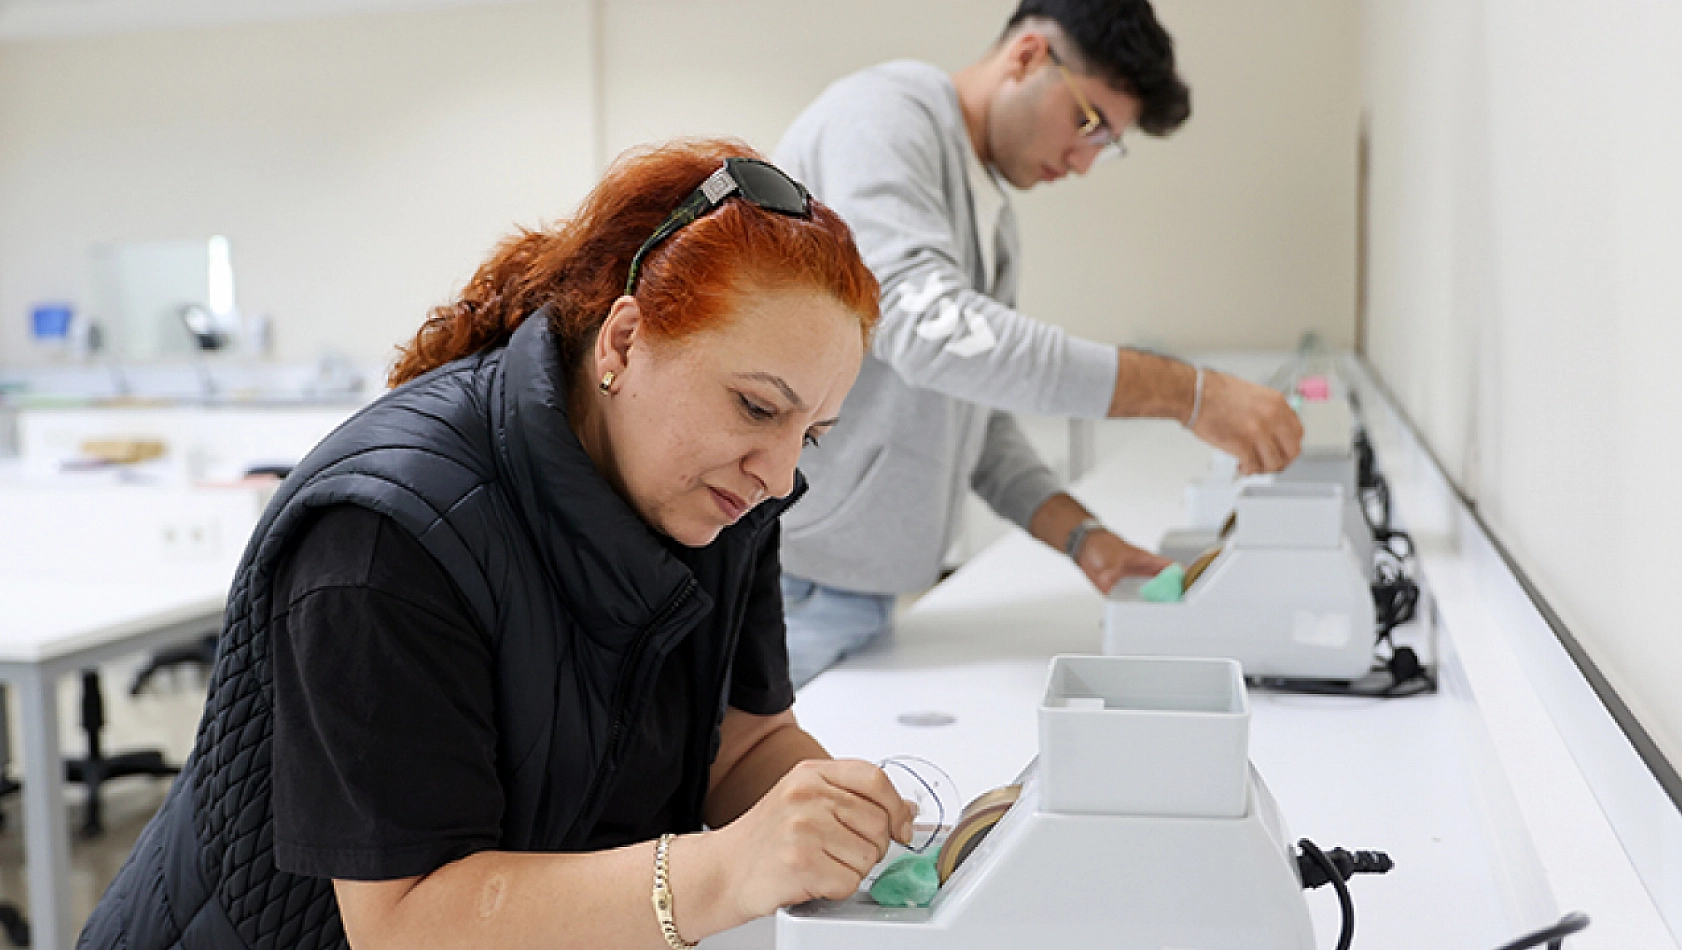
[390,139,879,386]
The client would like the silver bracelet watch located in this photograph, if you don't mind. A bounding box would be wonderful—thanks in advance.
[1064,517,1104,561]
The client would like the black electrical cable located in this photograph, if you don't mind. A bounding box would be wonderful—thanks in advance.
[1359,457,1396,542]
[1307,842,1354,950]
[1252,658,1436,698]
[1296,837,1585,950]
[1492,911,1590,950]
[1295,840,1394,887]
[1354,430,1392,533]
[1374,526,1414,561]
[1372,556,1420,640]
[1354,427,1377,488]
[1354,429,1415,563]
[1295,839,1393,950]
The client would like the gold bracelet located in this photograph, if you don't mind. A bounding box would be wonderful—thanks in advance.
[651,834,697,950]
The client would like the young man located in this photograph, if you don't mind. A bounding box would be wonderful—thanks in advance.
[772,0,1307,687]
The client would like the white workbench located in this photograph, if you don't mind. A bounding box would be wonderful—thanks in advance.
[705,354,1680,950]
[0,570,228,950]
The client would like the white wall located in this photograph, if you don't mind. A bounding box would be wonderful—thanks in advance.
[1016,0,1360,351]
[0,0,1358,370]
[0,0,595,367]
[599,0,1361,352]
[1361,0,1682,767]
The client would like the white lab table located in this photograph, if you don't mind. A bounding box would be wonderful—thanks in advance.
[0,571,228,950]
[705,355,1679,950]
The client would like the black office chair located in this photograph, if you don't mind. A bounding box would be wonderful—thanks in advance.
[66,669,181,837]
[0,903,26,947]
[0,670,196,844]
[0,771,18,832]
[0,734,18,945]
[128,634,218,697]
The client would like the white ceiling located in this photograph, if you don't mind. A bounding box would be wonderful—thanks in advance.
[0,0,544,40]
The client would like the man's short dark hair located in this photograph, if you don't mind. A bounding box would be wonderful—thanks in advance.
[1006,0,1192,136]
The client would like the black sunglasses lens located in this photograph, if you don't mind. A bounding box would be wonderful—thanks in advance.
[728,159,809,216]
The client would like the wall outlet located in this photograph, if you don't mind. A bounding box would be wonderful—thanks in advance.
[159,519,220,561]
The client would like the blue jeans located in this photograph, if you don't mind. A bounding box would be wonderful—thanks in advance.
[781,574,895,689]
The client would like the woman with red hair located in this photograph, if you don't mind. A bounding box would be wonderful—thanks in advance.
[81,139,910,950]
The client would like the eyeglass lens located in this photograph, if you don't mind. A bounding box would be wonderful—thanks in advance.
[878,755,960,854]
[1045,46,1130,164]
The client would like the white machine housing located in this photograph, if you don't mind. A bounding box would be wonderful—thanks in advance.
[777,656,1317,950]
[1182,394,1376,576]
[1108,483,1377,680]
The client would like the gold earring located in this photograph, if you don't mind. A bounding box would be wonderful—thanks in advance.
[598,371,616,394]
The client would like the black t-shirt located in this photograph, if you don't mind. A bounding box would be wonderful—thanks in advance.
[269,504,794,881]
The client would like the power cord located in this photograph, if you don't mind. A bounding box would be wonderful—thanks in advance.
[1296,838,1588,950]
[1354,427,1377,490]
[1251,661,1435,698]
[1367,534,1432,696]
[1372,555,1420,639]
[1296,838,1393,950]
[1373,526,1414,562]
[1354,431,1390,533]
[1355,428,1417,565]
[1492,912,1590,950]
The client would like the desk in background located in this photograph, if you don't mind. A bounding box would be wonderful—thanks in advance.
[0,398,354,947]
[0,482,265,950]
[0,572,228,950]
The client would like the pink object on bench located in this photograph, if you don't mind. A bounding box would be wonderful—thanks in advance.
[1295,375,1332,402]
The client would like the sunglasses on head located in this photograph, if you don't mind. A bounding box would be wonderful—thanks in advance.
[623,157,813,296]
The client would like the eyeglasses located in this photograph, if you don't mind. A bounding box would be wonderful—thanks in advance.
[624,157,813,295]
[1046,47,1128,163]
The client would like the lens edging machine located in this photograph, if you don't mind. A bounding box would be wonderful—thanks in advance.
[777,655,1389,950]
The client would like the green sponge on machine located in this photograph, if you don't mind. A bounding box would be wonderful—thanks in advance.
[870,851,942,908]
[1138,563,1186,602]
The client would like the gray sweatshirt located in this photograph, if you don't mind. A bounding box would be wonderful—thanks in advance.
[775,60,1119,594]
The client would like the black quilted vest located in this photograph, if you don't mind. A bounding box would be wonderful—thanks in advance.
[79,313,801,949]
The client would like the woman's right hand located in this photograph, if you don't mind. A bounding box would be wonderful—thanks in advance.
[706,758,914,922]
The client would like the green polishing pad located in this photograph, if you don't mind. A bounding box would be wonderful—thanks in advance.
[869,851,942,908]
[1139,563,1186,602]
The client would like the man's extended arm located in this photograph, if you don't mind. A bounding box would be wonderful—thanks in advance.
[1109,349,1303,474]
